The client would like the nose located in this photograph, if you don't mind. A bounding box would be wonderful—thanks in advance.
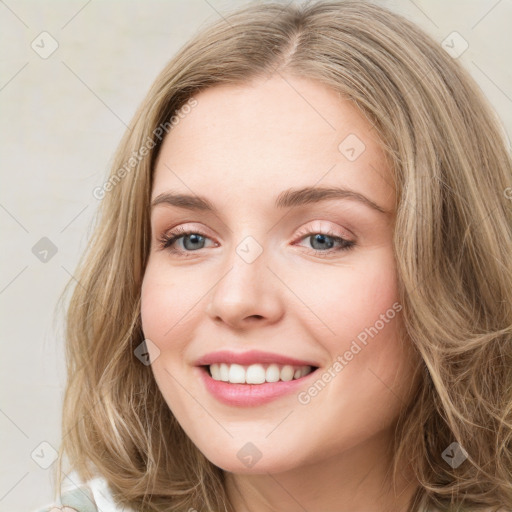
[205,249,284,330]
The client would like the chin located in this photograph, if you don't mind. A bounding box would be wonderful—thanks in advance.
[197,442,306,475]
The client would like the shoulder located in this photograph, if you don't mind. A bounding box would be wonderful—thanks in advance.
[32,474,136,512]
[32,483,97,512]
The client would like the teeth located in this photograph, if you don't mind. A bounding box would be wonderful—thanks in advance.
[246,364,266,384]
[219,363,229,382]
[280,365,294,381]
[228,364,246,384]
[208,363,314,384]
[266,364,280,383]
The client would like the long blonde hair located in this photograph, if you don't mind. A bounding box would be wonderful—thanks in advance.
[54,1,512,510]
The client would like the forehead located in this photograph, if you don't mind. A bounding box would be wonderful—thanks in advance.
[152,75,394,214]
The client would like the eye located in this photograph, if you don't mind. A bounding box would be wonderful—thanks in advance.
[157,226,216,255]
[293,227,356,256]
[157,225,356,257]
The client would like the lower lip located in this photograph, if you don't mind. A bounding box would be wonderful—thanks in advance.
[197,366,318,407]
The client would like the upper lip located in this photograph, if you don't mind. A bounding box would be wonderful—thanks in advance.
[194,349,319,367]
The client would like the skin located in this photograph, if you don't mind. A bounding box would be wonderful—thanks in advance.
[140,74,423,512]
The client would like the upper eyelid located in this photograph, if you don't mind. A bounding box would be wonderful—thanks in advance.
[159,223,354,244]
[151,203,364,238]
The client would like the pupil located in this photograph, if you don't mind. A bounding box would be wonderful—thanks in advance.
[184,234,204,250]
[311,234,334,250]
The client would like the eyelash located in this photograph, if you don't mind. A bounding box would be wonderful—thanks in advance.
[157,225,356,258]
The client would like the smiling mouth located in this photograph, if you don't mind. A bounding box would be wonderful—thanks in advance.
[201,363,319,384]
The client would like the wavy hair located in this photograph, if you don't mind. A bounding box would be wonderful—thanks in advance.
[53,1,512,511]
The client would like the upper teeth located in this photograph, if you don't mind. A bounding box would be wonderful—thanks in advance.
[209,363,313,384]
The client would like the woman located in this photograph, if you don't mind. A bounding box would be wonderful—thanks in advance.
[35,0,512,511]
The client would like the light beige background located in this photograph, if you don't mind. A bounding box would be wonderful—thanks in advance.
[0,0,510,510]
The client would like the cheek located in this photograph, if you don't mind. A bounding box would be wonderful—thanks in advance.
[140,274,168,342]
[313,252,415,414]
[293,249,399,341]
[140,261,202,344]
[344,263,398,330]
[140,275,185,364]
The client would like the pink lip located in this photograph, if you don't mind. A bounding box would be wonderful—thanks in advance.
[196,366,318,407]
[194,349,319,367]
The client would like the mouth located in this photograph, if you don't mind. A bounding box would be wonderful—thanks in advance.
[200,363,319,384]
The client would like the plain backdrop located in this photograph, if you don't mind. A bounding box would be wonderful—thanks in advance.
[1,0,511,510]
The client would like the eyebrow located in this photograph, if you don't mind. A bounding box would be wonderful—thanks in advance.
[150,186,391,215]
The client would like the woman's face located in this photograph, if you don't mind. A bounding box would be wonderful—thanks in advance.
[140,75,420,474]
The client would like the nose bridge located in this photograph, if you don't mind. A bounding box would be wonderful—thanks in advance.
[206,231,283,326]
[213,234,266,306]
